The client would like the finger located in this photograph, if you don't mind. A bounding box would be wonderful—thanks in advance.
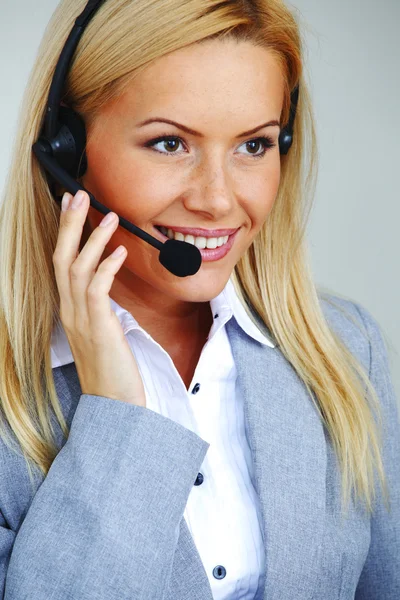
[69,208,120,323]
[53,191,87,308]
[55,190,89,261]
[86,246,128,333]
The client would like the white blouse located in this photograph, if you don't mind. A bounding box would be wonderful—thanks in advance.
[51,276,276,600]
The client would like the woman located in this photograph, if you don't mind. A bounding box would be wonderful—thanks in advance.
[0,0,398,598]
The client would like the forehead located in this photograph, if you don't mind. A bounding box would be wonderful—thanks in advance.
[102,39,285,127]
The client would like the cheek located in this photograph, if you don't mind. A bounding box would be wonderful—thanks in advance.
[245,160,281,227]
[83,145,169,225]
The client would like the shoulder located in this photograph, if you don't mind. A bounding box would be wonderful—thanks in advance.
[320,292,400,470]
[320,291,385,340]
[319,291,390,374]
[319,292,397,409]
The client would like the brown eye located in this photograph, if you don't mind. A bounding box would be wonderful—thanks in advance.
[145,135,185,154]
[163,139,180,152]
[246,140,263,154]
[238,136,276,158]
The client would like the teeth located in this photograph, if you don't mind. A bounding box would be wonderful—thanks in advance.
[159,226,229,248]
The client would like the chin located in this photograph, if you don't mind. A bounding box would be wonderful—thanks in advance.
[162,270,231,302]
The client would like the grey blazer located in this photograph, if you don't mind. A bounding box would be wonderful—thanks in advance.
[0,294,399,600]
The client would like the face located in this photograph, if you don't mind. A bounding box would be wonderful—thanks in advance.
[81,38,284,312]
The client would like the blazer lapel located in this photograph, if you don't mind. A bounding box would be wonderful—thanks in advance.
[225,316,327,600]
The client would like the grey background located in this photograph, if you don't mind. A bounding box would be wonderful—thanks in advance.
[0,0,399,400]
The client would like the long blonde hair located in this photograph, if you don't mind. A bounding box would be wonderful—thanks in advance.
[0,0,389,516]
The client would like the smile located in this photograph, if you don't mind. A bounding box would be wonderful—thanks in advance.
[156,226,230,249]
[154,225,241,263]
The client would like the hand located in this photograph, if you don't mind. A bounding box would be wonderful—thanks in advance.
[53,190,146,407]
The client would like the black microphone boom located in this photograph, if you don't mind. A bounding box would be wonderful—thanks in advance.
[32,140,202,278]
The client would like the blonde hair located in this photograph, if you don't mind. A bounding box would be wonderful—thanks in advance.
[0,0,388,517]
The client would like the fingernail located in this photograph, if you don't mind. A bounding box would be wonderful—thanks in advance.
[111,245,126,258]
[71,191,85,209]
[61,192,72,212]
[99,212,116,227]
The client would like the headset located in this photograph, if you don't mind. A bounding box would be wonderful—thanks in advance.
[32,0,299,278]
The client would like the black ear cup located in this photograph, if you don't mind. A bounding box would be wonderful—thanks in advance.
[278,85,299,155]
[44,106,88,178]
[278,128,293,155]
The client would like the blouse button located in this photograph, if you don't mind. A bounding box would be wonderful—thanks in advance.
[192,382,200,394]
[194,472,204,486]
[212,565,226,579]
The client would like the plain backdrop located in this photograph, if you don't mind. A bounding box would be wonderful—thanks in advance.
[0,0,399,401]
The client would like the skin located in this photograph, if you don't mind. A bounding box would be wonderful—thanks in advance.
[80,38,284,387]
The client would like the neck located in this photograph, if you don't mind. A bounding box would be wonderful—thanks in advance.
[109,270,214,348]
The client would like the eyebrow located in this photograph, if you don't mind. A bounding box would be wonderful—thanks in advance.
[136,117,281,138]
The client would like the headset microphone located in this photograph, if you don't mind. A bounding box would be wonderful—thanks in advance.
[32,0,298,278]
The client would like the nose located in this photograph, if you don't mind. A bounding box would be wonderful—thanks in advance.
[182,154,236,220]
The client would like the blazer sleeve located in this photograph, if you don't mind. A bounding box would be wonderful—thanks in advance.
[1,395,209,599]
[354,303,400,599]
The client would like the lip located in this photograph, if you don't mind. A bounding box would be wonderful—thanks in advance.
[155,225,239,237]
[153,226,240,262]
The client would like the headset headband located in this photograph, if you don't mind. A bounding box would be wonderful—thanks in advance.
[45,0,106,139]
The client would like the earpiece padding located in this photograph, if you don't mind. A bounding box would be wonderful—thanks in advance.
[57,106,88,177]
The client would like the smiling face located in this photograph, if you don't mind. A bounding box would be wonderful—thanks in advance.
[81,37,284,313]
